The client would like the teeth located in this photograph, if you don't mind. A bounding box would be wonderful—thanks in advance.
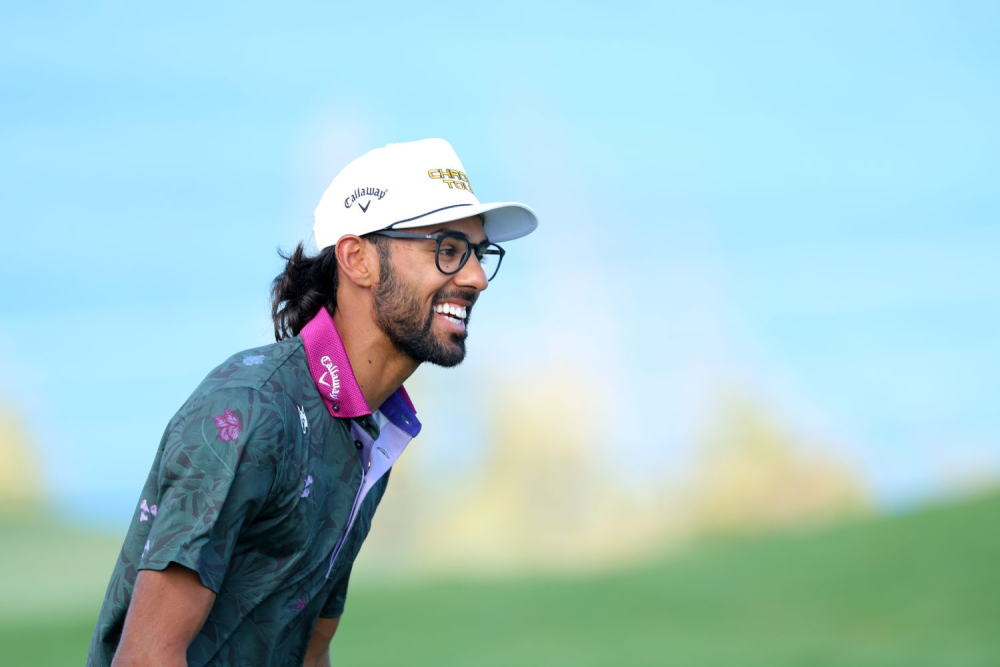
[436,303,467,320]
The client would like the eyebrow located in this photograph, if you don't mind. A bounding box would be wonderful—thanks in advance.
[436,229,490,244]
[435,228,468,238]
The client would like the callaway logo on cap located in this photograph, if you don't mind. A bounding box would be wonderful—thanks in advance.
[313,138,538,249]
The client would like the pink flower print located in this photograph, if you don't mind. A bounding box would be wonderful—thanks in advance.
[139,499,158,522]
[214,408,242,442]
[295,598,306,611]
[301,474,313,498]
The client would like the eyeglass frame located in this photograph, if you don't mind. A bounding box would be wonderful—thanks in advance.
[370,230,506,281]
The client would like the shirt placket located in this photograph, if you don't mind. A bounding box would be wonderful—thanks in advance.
[324,413,414,578]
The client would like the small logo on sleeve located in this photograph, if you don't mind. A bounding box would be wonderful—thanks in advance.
[297,405,309,434]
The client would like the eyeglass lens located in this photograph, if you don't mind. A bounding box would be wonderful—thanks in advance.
[436,236,502,281]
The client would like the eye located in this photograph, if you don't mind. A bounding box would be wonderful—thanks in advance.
[477,247,500,265]
[438,238,465,257]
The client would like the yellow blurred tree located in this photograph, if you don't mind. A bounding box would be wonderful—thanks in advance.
[417,365,659,573]
[0,406,45,512]
[689,392,869,534]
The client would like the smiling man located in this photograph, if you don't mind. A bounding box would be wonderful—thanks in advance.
[88,139,537,666]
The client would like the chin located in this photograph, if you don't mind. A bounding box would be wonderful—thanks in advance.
[430,338,467,368]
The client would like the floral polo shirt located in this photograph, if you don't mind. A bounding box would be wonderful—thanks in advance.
[88,308,420,666]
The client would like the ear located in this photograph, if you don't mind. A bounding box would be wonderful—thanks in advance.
[334,235,379,288]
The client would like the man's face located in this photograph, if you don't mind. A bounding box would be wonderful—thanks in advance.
[371,216,490,367]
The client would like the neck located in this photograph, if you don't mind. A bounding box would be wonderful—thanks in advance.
[332,306,419,412]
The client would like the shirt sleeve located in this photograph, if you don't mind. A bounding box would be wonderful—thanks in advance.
[138,386,285,593]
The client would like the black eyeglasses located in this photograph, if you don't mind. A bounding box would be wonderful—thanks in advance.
[372,231,506,282]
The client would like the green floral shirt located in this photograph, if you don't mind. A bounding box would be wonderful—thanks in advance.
[89,311,420,666]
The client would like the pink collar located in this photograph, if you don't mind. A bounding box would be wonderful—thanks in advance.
[299,308,373,418]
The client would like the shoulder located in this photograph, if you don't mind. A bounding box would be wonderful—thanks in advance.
[165,339,309,453]
[196,337,306,394]
[180,338,312,415]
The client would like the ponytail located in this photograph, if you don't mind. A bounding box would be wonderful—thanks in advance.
[270,243,339,341]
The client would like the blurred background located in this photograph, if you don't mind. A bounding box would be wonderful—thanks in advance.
[2,2,998,665]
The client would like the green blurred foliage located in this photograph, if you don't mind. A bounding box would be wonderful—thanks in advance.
[2,491,997,666]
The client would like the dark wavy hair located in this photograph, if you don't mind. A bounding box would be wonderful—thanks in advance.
[270,235,387,341]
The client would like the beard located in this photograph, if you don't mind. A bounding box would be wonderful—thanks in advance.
[372,258,474,368]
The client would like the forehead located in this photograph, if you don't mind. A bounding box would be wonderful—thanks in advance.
[407,215,486,242]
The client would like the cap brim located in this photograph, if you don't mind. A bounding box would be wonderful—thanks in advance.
[388,201,538,242]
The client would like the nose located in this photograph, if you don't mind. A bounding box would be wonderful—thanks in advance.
[453,253,489,292]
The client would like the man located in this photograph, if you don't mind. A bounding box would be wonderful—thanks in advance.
[88,138,538,666]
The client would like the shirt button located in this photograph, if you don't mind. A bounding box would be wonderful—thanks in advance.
[354,440,363,449]
[332,404,340,412]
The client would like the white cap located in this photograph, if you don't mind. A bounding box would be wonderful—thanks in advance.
[313,138,538,249]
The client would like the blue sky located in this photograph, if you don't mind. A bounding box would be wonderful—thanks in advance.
[2,2,998,525]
